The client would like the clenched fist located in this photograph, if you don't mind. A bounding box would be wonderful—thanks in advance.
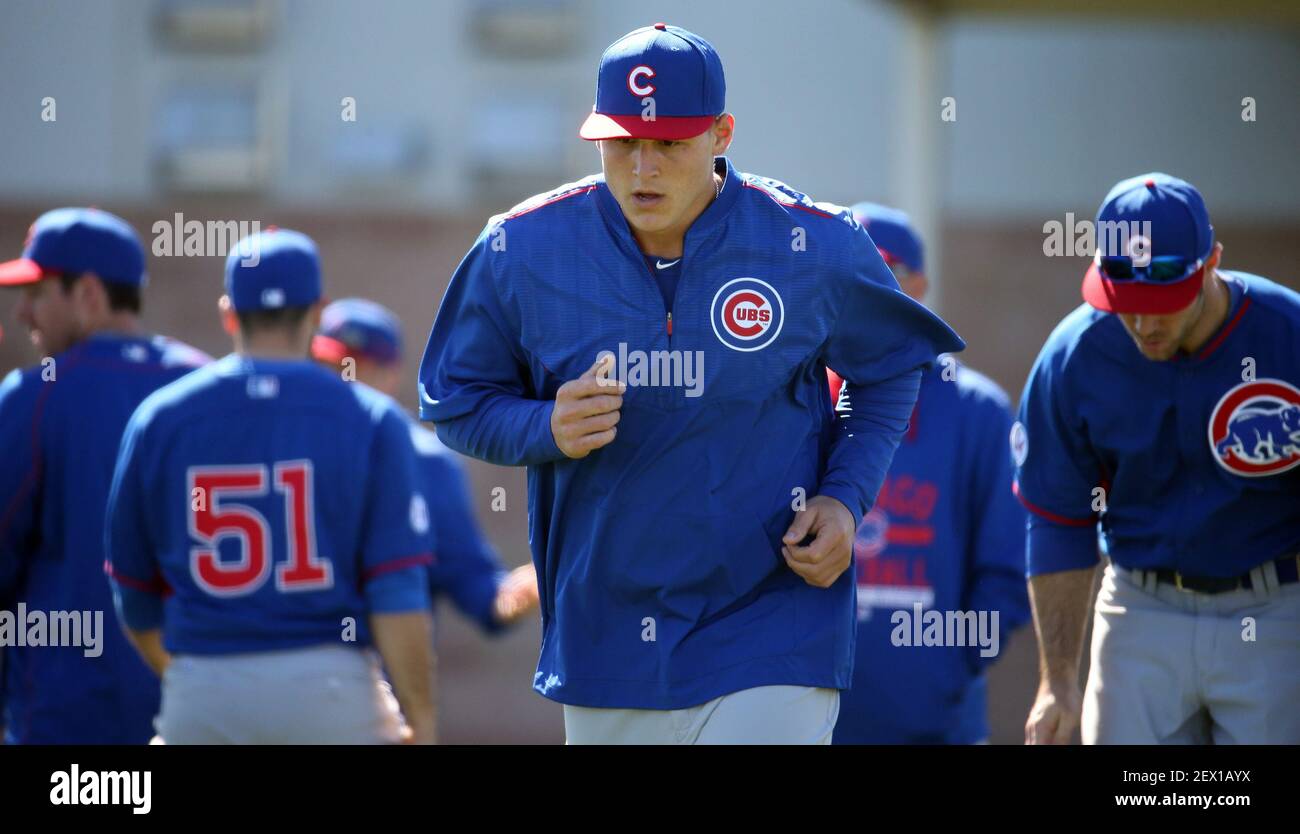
[551,355,625,459]
[781,495,856,588]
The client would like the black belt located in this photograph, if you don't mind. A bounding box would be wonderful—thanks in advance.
[1138,554,1300,595]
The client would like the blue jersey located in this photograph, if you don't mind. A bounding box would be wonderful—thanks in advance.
[407,419,507,634]
[833,363,1030,744]
[1015,272,1300,577]
[105,355,432,656]
[0,333,208,744]
[418,156,964,709]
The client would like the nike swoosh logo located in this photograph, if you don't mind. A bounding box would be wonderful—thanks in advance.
[656,259,680,269]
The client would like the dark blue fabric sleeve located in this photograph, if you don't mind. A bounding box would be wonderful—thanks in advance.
[822,227,965,386]
[360,407,434,613]
[104,404,168,631]
[819,227,965,525]
[1025,516,1100,579]
[1014,349,1105,576]
[0,370,41,599]
[113,584,164,632]
[418,227,567,467]
[819,370,922,528]
[422,450,507,634]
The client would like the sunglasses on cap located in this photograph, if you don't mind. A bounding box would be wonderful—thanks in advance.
[1096,254,1202,284]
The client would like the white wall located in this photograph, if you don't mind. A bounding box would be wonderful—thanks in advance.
[0,0,1295,218]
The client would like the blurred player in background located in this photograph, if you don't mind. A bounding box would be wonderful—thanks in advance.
[0,208,208,744]
[829,204,1030,744]
[105,229,437,744]
[311,297,539,634]
[1018,173,1300,744]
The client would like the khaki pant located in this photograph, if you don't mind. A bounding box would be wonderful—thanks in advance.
[1083,561,1300,744]
[563,685,840,745]
[157,644,404,745]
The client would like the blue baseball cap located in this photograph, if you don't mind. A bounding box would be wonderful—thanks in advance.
[851,202,925,276]
[1082,172,1214,315]
[0,207,146,288]
[579,23,726,141]
[312,298,402,366]
[224,228,322,313]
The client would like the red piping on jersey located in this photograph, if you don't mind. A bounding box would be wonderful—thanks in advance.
[104,561,169,595]
[362,552,435,583]
[502,185,598,221]
[1193,296,1251,361]
[741,182,837,219]
[1012,481,1096,527]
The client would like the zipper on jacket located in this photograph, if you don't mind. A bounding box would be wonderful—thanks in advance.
[667,311,673,337]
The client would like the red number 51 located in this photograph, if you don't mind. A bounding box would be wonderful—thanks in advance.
[187,461,333,596]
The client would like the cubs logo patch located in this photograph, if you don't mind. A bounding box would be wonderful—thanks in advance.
[709,277,784,352]
[853,508,889,561]
[1010,421,1028,468]
[1207,379,1300,477]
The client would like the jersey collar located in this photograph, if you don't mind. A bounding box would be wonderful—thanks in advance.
[1173,272,1250,364]
[594,156,744,260]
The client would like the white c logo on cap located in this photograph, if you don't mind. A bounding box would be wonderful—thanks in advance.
[627,65,656,96]
[1127,234,1151,267]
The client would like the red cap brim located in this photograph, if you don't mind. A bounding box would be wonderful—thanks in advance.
[0,258,48,287]
[1082,261,1205,315]
[579,111,717,141]
[310,335,353,363]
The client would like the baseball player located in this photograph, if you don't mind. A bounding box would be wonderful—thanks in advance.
[0,207,209,744]
[311,297,539,632]
[1018,173,1300,744]
[418,24,964,744]
[829,204,1030,745]
[105,229,438,744]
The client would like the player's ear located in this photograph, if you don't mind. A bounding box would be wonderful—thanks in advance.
[307,299,325,332]
[218,295,238,336]
[710,113,735,155]
[908,273,930,304]
[1206,241,1223,269]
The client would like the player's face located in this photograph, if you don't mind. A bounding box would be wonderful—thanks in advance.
[1115,251,1225,361]
[13,276,80,355]
[1117,291,1206,361]
[887,264,929,304]
[316,355,402,397]
[598,115,734,248]
[351,358,402,397]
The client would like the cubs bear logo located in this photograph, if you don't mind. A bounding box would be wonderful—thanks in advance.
[1207,378,1300,477]
[709,277,784,352]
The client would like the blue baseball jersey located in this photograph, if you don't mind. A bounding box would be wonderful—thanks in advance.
[0,333,209,744]
[418,156,965,709]
[833,362,1030,744]
[105,355,433,656]
[407,418,508,634]
[1015,271,1300,577]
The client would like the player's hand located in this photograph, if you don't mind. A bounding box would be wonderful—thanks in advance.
[402,717,437,745]
[551,355,625,459]
[781,495,856,588]
[1024,679,1082,745]
[493,563,540,624]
